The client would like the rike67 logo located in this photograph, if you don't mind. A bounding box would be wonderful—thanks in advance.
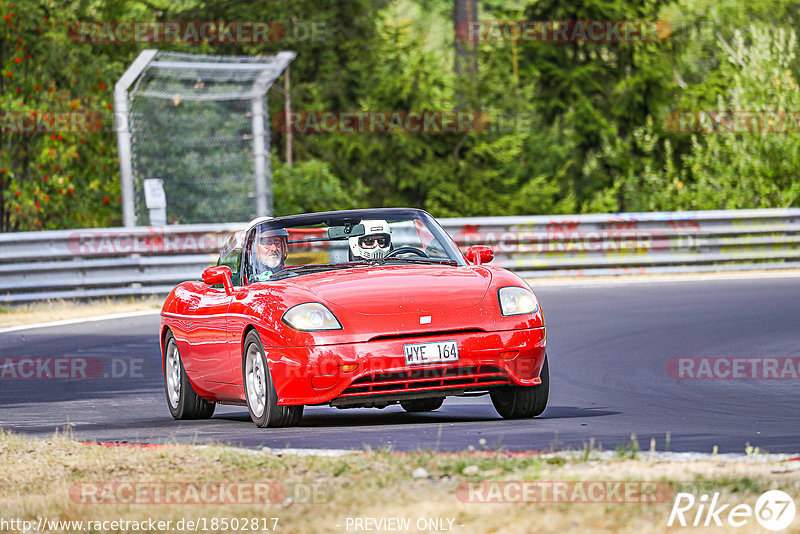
[668,490,796,531]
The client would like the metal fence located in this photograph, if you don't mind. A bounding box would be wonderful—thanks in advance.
[116,50,295,227]
[1,208,799,303]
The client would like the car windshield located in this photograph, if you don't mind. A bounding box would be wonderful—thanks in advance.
[243,210,465,283]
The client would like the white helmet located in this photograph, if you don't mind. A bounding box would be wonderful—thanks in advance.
[349,219,392,260]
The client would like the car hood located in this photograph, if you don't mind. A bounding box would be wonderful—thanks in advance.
[291,265,492,315]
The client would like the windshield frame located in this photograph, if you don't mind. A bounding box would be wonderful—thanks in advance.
[241,208,466,284]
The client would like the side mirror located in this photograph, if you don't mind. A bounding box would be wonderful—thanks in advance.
[202,265,233,295]
[464,245,494,265]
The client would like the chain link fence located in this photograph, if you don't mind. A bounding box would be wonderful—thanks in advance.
[122,51,294,226]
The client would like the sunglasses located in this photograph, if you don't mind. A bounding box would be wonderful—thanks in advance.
[260,238,285,249]
[359,235,389,248]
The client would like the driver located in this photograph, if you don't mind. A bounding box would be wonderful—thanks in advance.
[349,219,391,260]
[252,228,289,280]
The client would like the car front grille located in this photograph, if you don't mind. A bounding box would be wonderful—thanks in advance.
[337,364,511,398]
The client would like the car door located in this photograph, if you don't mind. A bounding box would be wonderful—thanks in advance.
[226,228,259,393]
[186,284,235,385]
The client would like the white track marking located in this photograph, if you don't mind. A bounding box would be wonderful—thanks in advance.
[528,270,800,287]
[0,310,160,334]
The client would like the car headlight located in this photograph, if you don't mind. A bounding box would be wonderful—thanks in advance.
[498,286,539,316]
[282,303,342,331]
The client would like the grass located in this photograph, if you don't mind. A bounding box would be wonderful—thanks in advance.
[1,429,798,533]
[0,297,163,328]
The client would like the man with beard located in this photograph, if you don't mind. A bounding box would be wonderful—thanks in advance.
[252,228,289,281]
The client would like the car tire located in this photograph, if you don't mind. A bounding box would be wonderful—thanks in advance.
[490,354,549,419]
[400,397,444,412]
[163,331,216,420]
[243,330,303,428]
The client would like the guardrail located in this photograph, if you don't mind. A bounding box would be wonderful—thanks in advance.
[1,208,799,303]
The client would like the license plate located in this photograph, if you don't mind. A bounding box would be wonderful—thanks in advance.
[403,341,459,365]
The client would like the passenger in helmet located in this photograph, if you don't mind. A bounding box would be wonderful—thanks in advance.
[349,219,392,260]
[252,228,289,281]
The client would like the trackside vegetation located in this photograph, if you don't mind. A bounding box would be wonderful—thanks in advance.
[0,430,799,533]
[2,0,800,231]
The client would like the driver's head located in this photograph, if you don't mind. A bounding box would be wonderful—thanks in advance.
[349,219,391,260]
[255,228,289,271]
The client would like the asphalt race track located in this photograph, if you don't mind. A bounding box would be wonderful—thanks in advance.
[2,275,799,454]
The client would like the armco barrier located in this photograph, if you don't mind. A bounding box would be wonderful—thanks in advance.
[1,209,799,303]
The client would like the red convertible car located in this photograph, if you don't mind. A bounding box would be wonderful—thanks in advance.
[160,208,548,427]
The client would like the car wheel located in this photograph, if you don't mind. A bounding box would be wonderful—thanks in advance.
[400,397,444,412]
[490,354,549,419]
[163,330,216,420]
[243,330,303,428]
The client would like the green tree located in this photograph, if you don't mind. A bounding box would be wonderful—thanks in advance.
[0,0,134,231]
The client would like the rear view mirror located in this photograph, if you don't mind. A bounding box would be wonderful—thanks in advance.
[464,245,494,265]
[328,224,365,239]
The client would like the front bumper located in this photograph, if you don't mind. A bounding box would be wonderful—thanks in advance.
[263,327,546,405]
